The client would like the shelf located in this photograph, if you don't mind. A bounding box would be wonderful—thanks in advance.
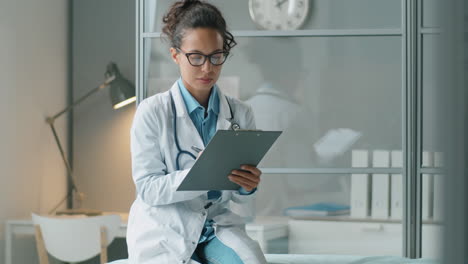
[141,28,403,38]
[287,216,444,225]
[260,168,403,174]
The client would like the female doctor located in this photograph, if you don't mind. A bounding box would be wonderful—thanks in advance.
[126,1,267,263]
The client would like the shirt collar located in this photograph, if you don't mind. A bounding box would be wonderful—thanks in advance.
[178,77,219,115]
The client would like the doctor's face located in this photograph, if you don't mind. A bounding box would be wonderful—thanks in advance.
[170,28,225,94]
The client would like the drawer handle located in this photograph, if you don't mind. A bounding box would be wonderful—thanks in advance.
[361,224,384,232]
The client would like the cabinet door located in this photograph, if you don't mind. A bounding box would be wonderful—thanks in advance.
[422,224,444,259]
[289,220,402,255]
[289,220,443,257]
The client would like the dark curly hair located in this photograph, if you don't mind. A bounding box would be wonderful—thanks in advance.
[162,0,237,52]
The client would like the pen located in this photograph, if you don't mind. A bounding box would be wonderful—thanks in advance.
[191,146,203,153]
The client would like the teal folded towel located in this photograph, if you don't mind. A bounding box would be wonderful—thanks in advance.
[283,202,350,217]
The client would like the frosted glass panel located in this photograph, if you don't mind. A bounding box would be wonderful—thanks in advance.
[422,34,444,161]
[422,0,441,28]
[256,173,350,216]
[140,1,405,257]
[144,0,401,32]
[144,36,402,168]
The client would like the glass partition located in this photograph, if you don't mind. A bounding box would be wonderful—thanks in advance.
[421,1,444,258]
[422,35,443,160]
[145,36,402,169]
[144,0,402,32]
[422,0,441,28]
[138,0,412,257]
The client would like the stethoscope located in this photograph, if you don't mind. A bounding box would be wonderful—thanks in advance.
[169,90,240,171]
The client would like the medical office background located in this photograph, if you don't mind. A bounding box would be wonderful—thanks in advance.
[1,0,465,263]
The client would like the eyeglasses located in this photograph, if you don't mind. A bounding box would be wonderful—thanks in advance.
[177,48,229,66]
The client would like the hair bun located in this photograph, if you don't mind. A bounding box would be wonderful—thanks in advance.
[183,0,200,5]
[161,0,237,52]
[180,0,201,11]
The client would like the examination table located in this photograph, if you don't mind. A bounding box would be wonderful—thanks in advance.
[108,254,439,264]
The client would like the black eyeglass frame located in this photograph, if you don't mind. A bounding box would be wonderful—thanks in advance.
[176,48,230,66]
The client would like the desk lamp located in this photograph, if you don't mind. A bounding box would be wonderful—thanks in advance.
[46,62,135,215]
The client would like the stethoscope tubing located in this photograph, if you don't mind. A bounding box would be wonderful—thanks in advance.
[169,89,239,209]
[169,89,239,171]
[170,91,197,170]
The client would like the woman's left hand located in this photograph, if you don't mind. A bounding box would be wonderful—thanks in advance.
[228,165,262,192]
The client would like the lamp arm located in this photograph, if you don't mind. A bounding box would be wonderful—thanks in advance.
[45,75,115,214]
[47,120,79,214]
[48,121,76,191]
[47,75,115,123]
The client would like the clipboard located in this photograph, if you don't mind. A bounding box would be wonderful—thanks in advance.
[177,130,282,191]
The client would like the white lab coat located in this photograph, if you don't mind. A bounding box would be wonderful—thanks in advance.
[127,81,267,264]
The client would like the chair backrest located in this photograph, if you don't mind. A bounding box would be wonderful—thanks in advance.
[32,213,121,263]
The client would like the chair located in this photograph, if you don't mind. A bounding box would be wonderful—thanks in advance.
[32,213,121,264]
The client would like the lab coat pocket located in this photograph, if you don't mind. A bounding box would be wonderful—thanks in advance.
[212,209,244,226]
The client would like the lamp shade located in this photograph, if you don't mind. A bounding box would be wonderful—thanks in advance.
[105,62,136,109]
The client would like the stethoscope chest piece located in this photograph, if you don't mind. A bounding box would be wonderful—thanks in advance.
[231,123,240,131]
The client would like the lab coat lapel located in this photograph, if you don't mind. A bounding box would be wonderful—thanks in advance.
[169,82,204,150]
[216,89,233,131]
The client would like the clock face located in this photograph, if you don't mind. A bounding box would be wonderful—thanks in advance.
[249,0,309,30]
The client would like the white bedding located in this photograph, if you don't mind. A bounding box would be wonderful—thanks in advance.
[108,254,439,264]
[265,254,439,264]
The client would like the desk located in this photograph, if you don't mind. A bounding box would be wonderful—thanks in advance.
[5,215,288,264]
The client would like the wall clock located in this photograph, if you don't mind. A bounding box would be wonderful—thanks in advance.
[248,0,309,30]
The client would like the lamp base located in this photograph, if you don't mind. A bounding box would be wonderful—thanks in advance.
[55,208,102,216]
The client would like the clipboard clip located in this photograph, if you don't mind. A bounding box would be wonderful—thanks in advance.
[232,129,262,132]
[231,123,240,131]
[230,121,262,132]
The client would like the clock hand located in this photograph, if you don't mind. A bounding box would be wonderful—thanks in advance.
[276,0,288,9]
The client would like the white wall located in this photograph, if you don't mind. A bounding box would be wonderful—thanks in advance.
[0,0,69,263]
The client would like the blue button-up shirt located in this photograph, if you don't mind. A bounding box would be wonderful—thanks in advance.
[178,78,254,244]
[178,78,219,147]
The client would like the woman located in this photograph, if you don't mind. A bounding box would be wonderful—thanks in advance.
[126,1,267,263]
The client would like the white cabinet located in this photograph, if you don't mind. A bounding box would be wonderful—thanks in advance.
[288,219,443,258]
[421,224,444,258]
[246,222,288,253]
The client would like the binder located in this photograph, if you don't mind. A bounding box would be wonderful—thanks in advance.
[390,150,403,220]
[351,150,370,218]
[177,130,282,191]
[433,174,444,222]
[422,151,434,221]
[371,150,390,219]
[433,152,445,222]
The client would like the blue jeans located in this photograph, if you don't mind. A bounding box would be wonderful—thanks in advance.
[191,236,244,264]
